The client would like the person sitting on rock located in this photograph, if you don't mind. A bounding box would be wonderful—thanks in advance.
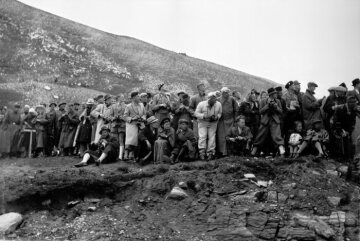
[294,119,329,158]
[287,121,304,158]
[170,119,197,163]
[154,118,175,163]
[74,126,119,167]
[226,115,253,156]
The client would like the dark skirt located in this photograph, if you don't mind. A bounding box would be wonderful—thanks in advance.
[0,124,21,153]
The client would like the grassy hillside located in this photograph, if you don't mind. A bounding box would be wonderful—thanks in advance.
[0,0,277,106]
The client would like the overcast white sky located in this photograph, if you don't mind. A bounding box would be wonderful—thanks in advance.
[19,0,360,97]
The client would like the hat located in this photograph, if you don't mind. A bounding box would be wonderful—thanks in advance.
[235,115,246,122]
[59,102,66,107]
[328,86,336,92]
[285,81,294,89]
[182,93,189,99]
[104,95,112,101]
[29,108,37,114]
[251,89,260,95]
[177,91,186,97]
[146,116,158,125]
[339,83,347,89]
[333,86,347,92]
[130,92,139,98]
[40,102,47,107]
[178,119,189,125]
[293,80,301,85]
[158,83,165,91]
[73,102,80,106]
[312,119,322,126]
[160,117,171,127]
[221,87,231,93]
[24,105,30,109]
[49,103,57,107]
[99,126,110,134]
[14,103,21,108]
[95,95,104,101]
[86,98,95,105]
[307,82,318,88]
[267,88,277,96]
[275,86,282,91]
[207,92,217,99]
[139,93,148,97]
[352,78,360,87]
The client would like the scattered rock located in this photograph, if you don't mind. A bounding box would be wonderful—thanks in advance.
[85,198,101,204]
[178,181,187,189]
[168,186,188,200]
[267,191,277,203]
[328,212,340,226]
[244,173,256,179]
[41,199,51,206]
[87,206,96,212]
[277,193,288,204]
[0,212,23,234]
[247,212,268,228]
[44,86,51,90]
[67,200,80,208]
[327,196,341,207]
[338,165,348,176]
[278,227,316,240]
[308,217,335,239]
[326,170,339,177]
[345,212,358,227]
[312,170,321,175]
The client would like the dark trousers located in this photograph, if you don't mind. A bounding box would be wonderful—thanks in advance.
[254,119,284,148]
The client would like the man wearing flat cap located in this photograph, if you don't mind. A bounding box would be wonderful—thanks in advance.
[152,83,171,124]
[302,82,324,130]
[0,103,22,156]
[251,88,286,157]
[275,86,287,136]
[195,92,222,160]
[190,83,207,139]
[216,87,239,156]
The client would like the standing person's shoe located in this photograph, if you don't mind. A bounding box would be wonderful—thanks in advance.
[207,154,214,161]
[95,159,101,166]
[199,154,206,161]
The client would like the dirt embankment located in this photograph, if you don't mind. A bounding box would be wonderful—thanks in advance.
[0,156,359,241]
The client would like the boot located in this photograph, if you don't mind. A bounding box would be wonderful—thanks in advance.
[279,145,285,158]
[119,146,124,161]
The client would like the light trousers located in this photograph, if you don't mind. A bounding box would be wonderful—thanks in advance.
[198,121,218,155]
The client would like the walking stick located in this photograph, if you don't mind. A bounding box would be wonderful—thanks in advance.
[73,124,81,147]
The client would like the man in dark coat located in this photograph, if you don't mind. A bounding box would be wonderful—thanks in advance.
[251,88,285,157]
[239,90,260,137]
[275,86,287,136]
[46,103,58,156]
[58,103,80,156]
[77,99,95,157]
[346,78,360,157]
[0,104,22,156]
[226,115,253,155]
[137,116,159,164]
[75,126,119,167]
[302,82,324,130]
[172,93,193,131]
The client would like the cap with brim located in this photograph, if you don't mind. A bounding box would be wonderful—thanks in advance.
[235,115,246,122]
[285,81,294,89]
[333,86,347,92]
[96,95,104,101]
[197,83,205,88]
[14,103,21,108]
[139,93,148,97]
[99,126,110,134]
[131,92,139,98]
[35,105,45,110]
[293,80,301,85]
[146,116,158,125]
[178,119,189,125]
[352,78,360,87]
[74,102,80,106]
[221,87,231,93]
[86,98,95,105]
[59,102,66,106]
[207,92,217,99]
[308,82,318,88]
[160,117,171,127]
[29,108,37,114]
[275,86,282,91]
[339,83,347,89]
[328,87,336,92]
[49,103,57,107]
[104,95,112,101]
[267,88,277,96]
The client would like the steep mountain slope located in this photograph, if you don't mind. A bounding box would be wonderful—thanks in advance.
[0,0,277,106]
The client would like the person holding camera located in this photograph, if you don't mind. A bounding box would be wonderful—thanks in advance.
[152,83,171,124]
[302,82,324,130]
[195,92,222,161]
[251,88,285,157]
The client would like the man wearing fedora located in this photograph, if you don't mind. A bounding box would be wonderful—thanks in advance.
[251,88,285,157]
[74,126,119,167]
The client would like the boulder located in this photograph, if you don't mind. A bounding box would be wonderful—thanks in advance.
[168,186,188,200]
[337,165,348,176]
[327,196,341,207]
[0,212,23,234]
[308,217,335,239]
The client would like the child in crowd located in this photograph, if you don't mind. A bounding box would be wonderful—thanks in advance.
[295,119,329,158]
[288,121,304,157]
